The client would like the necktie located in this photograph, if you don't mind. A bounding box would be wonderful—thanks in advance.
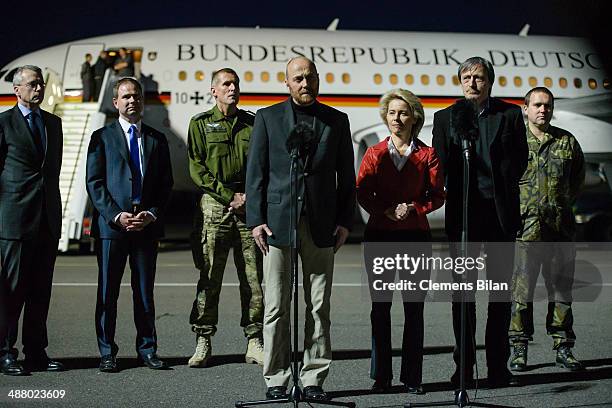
[128,124,142,203]
[27,111,45,159]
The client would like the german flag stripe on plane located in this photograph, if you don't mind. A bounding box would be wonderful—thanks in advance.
[0,93,523,108]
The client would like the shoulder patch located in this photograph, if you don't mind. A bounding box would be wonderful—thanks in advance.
[192,110,213,121]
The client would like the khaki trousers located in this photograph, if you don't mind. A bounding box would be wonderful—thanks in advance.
[262,217,335,387]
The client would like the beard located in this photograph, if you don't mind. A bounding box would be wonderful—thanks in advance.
[293,91,316,106]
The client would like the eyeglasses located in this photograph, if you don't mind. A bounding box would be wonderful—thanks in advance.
[18,81,45,89]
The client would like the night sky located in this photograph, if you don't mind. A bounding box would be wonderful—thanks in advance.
[0,0,609,70]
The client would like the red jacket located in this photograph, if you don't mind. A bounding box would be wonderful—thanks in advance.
[356,137,445,232]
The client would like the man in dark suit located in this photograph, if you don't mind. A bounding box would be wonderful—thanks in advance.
[113,48,135,78]
[86,77,173,373]
[246,57,355,401]
[432,56,528,388]
[0,65,64,375]
[80,53,93,102]
[93,50,110,102]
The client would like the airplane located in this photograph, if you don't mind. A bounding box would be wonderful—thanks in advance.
[1,26,611,250]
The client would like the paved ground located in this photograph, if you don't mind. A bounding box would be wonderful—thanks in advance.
[1,244,611,407]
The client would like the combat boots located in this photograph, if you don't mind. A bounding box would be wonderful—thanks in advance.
[188,334,211,368]
[245,337,264,366]
[556,345,584,371]
[510,343,528,371]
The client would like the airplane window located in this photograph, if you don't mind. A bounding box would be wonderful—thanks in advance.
[544,77,553,87]
[604,79,611,90]
[178,71,187,81]
[421,74,429,85]
[574,78,582,88]
[261,72,270,82]
[452,76,460,86]
[436,75,445,86]
[374,74,382,85]
[588,78,597,89]
[559,77,568,88]
[342,73,351,84]
[195,71,205,81]
[277,72,285,82]
[498,76,507,87]
[389,74,398,85]
[513,76,522,87]
[244,71,254,82]
[528,76,537,87]
[326,73,334,84]
[404,74,414,85]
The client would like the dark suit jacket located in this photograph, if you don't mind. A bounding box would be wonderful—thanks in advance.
[246,99,356,248]
[432,97,528,238]
[80,62,93,82]
[86,121,173,239]
[0,105,62,240]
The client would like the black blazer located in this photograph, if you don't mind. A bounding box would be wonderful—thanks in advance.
[246,99,356,248]
[432,97,528,238]
[0,105,63,240]
[86,121,173,239]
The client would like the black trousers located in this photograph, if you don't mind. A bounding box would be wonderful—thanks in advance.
[449,197,513,380]
[93,77,103,102]
[365,228,430,386]
[0,216,58,359]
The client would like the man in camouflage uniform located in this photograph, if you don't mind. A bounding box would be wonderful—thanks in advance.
[509,87,585,372]
[187,68,264,367]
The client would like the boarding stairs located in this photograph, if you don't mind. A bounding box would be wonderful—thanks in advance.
[54,102,101,251]
[40,66,112,252]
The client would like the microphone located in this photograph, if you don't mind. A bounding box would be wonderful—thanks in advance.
[285,121,315,158]
[451,98,479,159]
[452,98,479,142]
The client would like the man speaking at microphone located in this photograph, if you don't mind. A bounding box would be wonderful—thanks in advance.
[246,57,355,401]
[432,57,528,388]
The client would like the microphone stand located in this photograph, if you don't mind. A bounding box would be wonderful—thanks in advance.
[405,139,514,408]
[236,148,355,408]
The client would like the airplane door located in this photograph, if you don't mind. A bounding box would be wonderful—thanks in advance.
[62,43,105,92]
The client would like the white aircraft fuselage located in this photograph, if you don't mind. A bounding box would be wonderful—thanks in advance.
[1,27,610,229]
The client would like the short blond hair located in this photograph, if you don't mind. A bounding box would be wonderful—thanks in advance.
[379,89,425,139]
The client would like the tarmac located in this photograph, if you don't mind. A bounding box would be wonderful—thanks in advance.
[1,243,611,408]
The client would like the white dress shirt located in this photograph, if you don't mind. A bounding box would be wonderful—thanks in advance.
[387,137,417,171]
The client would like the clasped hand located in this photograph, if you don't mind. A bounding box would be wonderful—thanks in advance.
[118,211,154,232]
[384,202,416,221]
[228,193,246,215]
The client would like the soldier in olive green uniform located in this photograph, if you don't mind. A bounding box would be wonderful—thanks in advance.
[187,68,264,367]
[509,87,585,372]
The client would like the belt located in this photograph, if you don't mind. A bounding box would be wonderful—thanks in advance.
[221,181,245,192]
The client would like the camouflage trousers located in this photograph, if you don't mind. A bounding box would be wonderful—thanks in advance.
[509,241,576,349]
[189,194,263,338]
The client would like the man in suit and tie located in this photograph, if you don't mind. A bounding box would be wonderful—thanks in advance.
[432,56,528,388]
[0,65,64,375]
[246,56,356,401]
[86,77,173,373]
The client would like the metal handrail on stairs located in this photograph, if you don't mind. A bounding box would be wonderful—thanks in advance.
[61,112,91,218]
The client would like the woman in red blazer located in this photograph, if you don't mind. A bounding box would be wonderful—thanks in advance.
[357,89,444,394]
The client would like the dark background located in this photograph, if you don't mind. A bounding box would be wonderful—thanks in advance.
[0,0,610,74]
